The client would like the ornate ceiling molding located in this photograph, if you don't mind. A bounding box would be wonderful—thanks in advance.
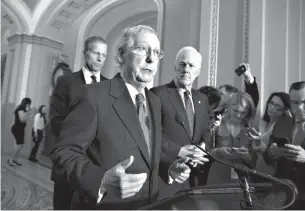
[2,0,53,33]
[2,0,27,32]
[7,33,63,50]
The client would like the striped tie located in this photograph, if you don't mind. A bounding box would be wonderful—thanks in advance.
[136,93,151,158]
[184,90,194,137]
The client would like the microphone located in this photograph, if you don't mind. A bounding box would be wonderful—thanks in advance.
[175,112,297,209]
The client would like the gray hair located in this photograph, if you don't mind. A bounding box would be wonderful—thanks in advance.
[115,25,158,67]
[175,46,202,68]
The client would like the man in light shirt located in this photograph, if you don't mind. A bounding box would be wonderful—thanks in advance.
[50,25,191,209]
[49,36,108,210]
[29,105,47,162]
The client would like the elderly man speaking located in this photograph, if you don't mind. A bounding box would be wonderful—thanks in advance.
[50,25,191,210]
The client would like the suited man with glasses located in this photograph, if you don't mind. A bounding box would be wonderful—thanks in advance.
[49,36,108,209]
[50,25,191,209]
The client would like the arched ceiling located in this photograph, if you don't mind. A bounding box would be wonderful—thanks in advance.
[1,0,163,68]
[1,0,163,36]
[1,0,102,35]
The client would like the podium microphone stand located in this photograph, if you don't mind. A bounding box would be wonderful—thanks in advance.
[235,167,254,210]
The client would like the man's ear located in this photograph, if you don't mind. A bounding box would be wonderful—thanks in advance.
[117,48,125,63]
[195,67,201,77]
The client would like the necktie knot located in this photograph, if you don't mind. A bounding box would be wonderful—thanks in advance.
[184,90,191,97]
[136,93,145,104]
[91,75,97,83]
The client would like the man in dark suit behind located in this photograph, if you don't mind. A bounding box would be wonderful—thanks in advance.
[50,25,191,210]
[264,81,305,209]
[49,36,108,209]
[151,46,210,199]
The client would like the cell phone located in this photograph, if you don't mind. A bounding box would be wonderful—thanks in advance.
[284,109,293,118]
[214,108,225,119]
[275,137,289,147]
[235,64,247,76]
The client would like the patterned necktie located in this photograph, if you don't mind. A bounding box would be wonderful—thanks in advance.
[136,93,151,158]
[91,75,97,83]
[184,90,194,137]
[293,121,305,146]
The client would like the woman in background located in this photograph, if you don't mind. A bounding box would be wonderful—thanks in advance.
[254,92,291,175]
[8,97,32,166]
[29,105,47,162]
[207,92,260,184]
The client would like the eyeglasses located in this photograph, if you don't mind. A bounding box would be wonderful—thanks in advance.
[268,101,284,111]
[129,45,164,59]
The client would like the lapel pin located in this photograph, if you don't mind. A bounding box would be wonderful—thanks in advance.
[198,101,201,104]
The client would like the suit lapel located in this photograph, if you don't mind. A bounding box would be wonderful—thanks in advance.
[73,69,86,85]
[110,75,152,170]
[192,90,203,142]
[167,81,192,138]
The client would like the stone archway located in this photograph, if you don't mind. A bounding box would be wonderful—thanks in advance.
[73,0,165,72]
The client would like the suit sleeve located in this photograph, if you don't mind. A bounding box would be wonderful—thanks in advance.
[244,77,259,108]
[161,132,182,159]
[49,76,70,138]
[50,87,107,201]
[158,150,174,183]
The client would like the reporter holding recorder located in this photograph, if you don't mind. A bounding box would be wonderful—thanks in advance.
[263,81,305,209]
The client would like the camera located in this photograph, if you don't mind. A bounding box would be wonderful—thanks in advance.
[235,64,247,76]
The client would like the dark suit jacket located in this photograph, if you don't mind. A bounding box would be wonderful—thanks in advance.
[245,77,259,108]
[151,80,210,158]
[50,74,172,209]
[263,115,305,198]
[49,70,107,182]
[49,70,107,138]
[150,80,210,196]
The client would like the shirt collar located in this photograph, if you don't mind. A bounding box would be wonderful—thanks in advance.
[82,66,101,84]
[121,75,146,105]
[174,79,192,96]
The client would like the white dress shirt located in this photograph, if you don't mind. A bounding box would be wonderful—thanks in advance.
[174,80,195,112]
[124,83,147,107]
[33,113,45,132]
[82,67,101,84]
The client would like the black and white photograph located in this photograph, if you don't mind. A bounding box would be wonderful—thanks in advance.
[1,0,305,210]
